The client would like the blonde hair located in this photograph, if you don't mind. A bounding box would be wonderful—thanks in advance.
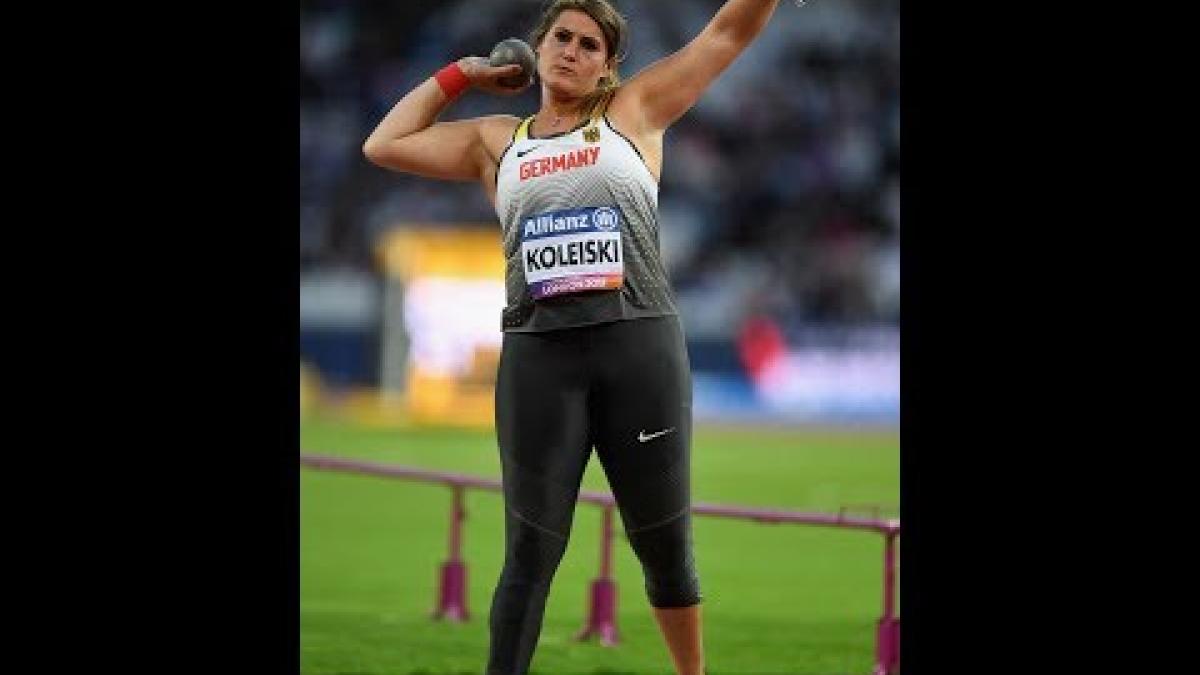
[528,0,628,120]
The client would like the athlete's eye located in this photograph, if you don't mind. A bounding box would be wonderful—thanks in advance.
[580,38,600,52]
[554,30,571,43]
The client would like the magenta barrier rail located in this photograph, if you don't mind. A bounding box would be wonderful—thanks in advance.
[301,452,900,675]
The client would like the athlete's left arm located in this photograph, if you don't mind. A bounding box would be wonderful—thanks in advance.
[616,0,782,132]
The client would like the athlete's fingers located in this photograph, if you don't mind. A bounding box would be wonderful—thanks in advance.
[461,58,530,95]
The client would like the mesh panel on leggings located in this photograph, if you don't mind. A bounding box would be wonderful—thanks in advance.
[487,510,571,675]
[611,453,691,532]
[502,459,584,538]
[625,510,702,608]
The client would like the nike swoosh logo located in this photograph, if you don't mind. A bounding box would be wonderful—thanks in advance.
[516,145,542,157]
[638,428,676,443]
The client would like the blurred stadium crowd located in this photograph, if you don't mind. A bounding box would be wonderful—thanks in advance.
[300,0,899,413]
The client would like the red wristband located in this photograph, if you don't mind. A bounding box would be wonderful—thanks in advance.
[434,62,470,99]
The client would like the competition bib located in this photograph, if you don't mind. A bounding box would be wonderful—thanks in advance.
[520,206,623,299]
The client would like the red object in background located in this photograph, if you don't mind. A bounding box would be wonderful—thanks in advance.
[737,315,787,381]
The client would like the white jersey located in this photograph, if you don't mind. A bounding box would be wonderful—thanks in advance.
[494,98,678,332]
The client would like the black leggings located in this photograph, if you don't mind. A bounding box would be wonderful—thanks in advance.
[486,315,701,675]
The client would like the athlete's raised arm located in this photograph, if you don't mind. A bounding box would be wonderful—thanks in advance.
[362,57,527,182]
[616,0,781,133]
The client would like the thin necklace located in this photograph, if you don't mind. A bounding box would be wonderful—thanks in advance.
[541,108,575,130]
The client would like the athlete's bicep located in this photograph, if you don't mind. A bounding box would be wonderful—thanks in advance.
[620,27,743,132]
[364,118,493,182]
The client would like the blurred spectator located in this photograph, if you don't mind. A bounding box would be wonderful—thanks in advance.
[300,0,900,336]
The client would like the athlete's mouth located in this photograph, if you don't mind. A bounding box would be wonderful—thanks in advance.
[552,65,576,76]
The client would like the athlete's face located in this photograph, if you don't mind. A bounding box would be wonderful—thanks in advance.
[537,10,613,97]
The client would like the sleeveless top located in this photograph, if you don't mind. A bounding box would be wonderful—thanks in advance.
[493,94,678,332]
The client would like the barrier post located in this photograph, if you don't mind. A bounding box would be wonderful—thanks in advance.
[576,505,619,645]
[872,529,900,675]
[433,486,469,622]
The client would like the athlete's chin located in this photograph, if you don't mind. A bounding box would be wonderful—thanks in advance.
[541,74,592,97]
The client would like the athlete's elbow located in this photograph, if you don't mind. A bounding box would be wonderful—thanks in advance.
[362,137,387,166]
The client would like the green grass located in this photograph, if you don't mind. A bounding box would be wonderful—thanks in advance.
[301,417,899,675]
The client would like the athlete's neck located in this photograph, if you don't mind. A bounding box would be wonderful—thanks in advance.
[537,92,585,132]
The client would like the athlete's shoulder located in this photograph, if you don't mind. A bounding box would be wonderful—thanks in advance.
[604,86,644,133]
[477,115,526,161]
[478,114,524,142]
